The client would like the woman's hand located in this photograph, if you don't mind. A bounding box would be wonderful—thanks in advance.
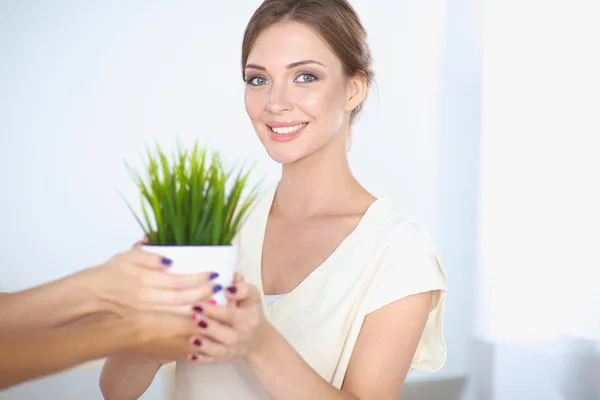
[128,311,210,361]
[85,236,220,317]
[186,280,273,363]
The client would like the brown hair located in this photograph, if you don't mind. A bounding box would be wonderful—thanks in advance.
[241,0,373,123]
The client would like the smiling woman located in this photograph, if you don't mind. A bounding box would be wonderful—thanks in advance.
[100,1,448,399]
[242,11,371,162]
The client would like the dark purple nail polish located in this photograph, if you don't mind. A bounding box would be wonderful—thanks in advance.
[212,284,222,293]
[161,257,172,265]
[209,272,219,280]
[198,320,208,329]
[227,286,237,294]
[191,354,198,361]
[193,338,201,347]
[193,306,203,313]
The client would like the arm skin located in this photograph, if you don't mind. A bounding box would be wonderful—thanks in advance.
[244,291,436,400]
[0,269,103,332]
[99,355,162,400]
[0,317,136,390]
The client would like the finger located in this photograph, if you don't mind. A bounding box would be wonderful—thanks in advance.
[140,269,218,290]
[228,274,245,306]
[227,296,237,307]
[192,315,239,346]
[233,273,244,284]
[123,248,173,270]
[194,302,237,326]
[141,284,222,307]
[187,353,215,363]
[131,234,150,249]
[224,281,261,306]
[190,336,230,360]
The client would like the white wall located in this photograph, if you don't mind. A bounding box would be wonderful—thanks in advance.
[0,0,479,397]
[462,0,600,398]
[478,0,600,343]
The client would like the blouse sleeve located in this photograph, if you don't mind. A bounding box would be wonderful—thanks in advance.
[366,220,448,372]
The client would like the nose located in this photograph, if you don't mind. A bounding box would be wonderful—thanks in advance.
[265,83,292,114]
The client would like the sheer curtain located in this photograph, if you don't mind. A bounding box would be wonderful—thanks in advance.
[469,0,600,398]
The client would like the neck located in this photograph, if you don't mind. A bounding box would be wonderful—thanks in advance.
[273,133,362,218]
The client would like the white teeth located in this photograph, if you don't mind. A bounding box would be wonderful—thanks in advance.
[270,123,307,135]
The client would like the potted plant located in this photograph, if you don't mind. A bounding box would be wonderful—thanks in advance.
[120,140,260,306]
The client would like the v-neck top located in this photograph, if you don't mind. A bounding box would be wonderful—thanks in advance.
[173,188,448,399]
[264,293,287,305]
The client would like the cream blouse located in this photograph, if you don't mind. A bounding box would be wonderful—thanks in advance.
[173,188,448,399]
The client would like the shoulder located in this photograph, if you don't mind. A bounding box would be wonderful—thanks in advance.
[364,203,448,372]
[368,201,447,310]
[375,201,439,256]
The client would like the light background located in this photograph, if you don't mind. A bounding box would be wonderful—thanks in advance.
[1,0,485,398]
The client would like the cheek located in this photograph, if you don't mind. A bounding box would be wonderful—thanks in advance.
[297,85,347,124]
[244,90,264,120]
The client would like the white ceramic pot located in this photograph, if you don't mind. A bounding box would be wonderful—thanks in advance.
[141,244,237,307]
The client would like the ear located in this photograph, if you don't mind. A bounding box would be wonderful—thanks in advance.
[345,72,368,113]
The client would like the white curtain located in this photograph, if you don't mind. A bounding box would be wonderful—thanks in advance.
[470,0,600,398]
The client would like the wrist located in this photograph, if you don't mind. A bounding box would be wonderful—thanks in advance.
[75,266,113,316]
[245,322,278,366]
[124,315,168,365]
[104,316,140,355]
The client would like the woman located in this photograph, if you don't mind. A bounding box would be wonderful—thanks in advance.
[0,244,220,389]
[101,0,448,399]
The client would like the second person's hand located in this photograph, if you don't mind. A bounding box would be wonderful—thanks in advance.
[85,240,221,317]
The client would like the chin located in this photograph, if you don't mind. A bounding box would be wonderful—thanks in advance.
[263,145,307,165]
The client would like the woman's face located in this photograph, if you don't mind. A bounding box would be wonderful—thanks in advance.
[244,21,360,165]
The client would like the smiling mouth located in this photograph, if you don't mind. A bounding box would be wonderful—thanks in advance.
[268,123,308,135]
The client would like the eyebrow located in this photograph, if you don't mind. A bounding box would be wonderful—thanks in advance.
[244,59,325,71]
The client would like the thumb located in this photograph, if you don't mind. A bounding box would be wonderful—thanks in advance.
[226,281,261,308]
[131,234,150,249]
[233,273,244,284]
[226,273,245,306]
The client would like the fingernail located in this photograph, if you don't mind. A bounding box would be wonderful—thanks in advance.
[208,299,217,305]
[198,320,208,329]
[191,315,197,321]
[193,338,201,347]
[189,354,198,361]
[212,284,222,293]
[209,272,219,280]
[227,286,237,294]
[193,306,203,313]
[161,257,172,265]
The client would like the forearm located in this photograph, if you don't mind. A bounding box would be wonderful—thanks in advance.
[0,269,104,331]
[0,317,136,390]
[245,325,359,400]
[99,354,161,400]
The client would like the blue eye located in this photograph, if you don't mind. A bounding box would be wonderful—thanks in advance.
[296,74,317,83]
[248,76,268,86]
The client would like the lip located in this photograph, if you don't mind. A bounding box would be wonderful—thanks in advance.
[267,122,308,143]
[266,120,309,128]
